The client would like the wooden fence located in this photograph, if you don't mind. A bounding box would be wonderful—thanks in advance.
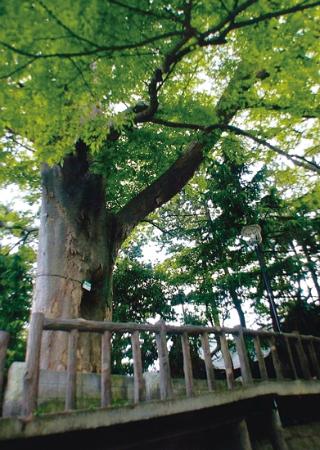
[1,313,320,418]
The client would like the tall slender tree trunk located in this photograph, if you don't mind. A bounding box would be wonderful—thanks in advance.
[223,267,247,328]
[232,298,247,328]
[33,142,121,371]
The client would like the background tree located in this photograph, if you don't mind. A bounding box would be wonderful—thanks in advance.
[112,250,176,374]
[153,138,320,329]
[0,205,35,366]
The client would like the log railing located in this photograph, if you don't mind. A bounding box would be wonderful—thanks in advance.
[2,314,320,417]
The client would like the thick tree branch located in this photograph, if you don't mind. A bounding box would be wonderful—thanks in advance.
[115,31,196,126]
[117,139,205,240]
[116,64,264,240]
[149,119,320,174]
[201,0,258,40]
[228,1,320,32]
[226,125,320,174]
[200,1,320,45]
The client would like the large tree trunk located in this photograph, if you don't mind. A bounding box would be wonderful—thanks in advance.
[33,142,120,372]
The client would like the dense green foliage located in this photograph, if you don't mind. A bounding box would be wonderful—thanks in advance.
[153,137,320,329]
[0,251,33,365]
[0,204,36,365]
[1,1,320,204]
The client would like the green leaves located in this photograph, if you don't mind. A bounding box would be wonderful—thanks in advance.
[0,0,318,218]
[0,250,33,366]
[151,134,320,328]
[111,252,176,373]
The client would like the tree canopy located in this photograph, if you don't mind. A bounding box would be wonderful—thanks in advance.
[1,1,320,362]
[1,1,320,198]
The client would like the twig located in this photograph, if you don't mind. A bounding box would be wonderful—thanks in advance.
[142,219,175,236]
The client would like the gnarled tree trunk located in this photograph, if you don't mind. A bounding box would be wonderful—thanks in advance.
[33,142,120,371]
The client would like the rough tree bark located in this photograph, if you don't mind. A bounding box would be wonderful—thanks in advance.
[33,141,121,371]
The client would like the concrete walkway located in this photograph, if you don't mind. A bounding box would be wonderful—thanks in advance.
[1,380,320,442]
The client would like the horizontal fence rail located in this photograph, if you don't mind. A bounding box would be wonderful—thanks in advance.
[1,313,320,418]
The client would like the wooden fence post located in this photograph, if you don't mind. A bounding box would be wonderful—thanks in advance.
[234,328,252,385]
[155,320,173,400]
[101,331,112,407]
[65,329,78,410]
[284,336,298,380]
[181,332,194,397]
[308,339,320,379]
[219,331,235,389]
[293,333,311,380]
[253,335,268,381]
[0,331,10,408]
[269,336,284,380]
[201,332,215,391]
[131,331,145,403]
[22,312,44,416]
